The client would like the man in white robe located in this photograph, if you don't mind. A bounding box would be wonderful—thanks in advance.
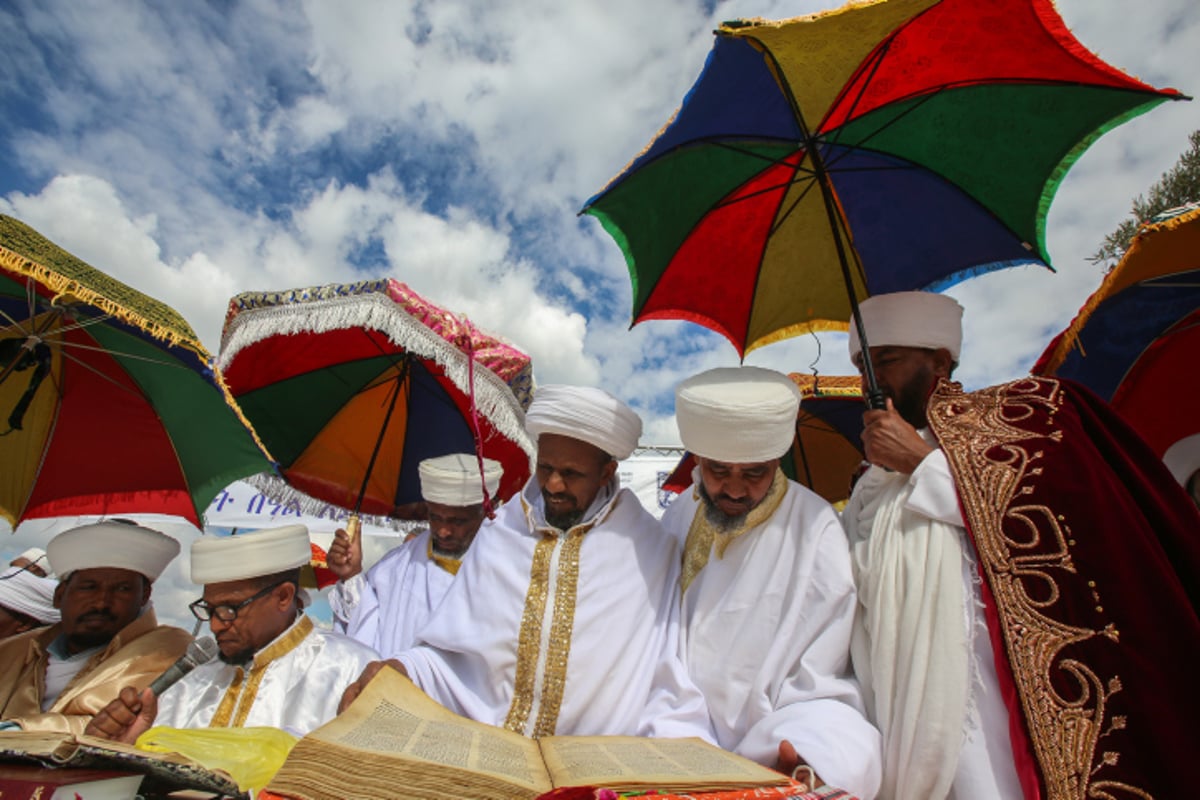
[326,454,503,656]
[86,525,378,741]
[339,385,714,742]
[662,367,882,799]
[841,292,1023,800]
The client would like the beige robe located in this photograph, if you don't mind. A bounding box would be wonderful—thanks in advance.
[0,608,192,735]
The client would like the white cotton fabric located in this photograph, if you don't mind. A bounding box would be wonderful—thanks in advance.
[330,530,456,656]
[675,367,801,463]
[843,436,1022,800]
[848,292,963,363]
[0,566,59,624]
[524,385,642,460]
[419,454,503,506]
[14,548,52,577]
[155,616,378,738]
[397,476,714,741]
[190,525,311,584]
[47,523,179,581]
[662,481,882,800]
[1162,432,1200,486]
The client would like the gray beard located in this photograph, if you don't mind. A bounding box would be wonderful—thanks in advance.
[697,483,749,533]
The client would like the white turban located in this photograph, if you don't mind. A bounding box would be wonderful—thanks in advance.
[525,385,643,461]
[0,565,60,624]
[47,522,180,582]
[1162,433,1200,487]
[676,366,800,463]
[848,291,964,363]
[191,524,312,584]
[419,453,503,506]
[11,547,52,578]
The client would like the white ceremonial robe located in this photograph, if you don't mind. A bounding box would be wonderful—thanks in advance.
[843,433,1023,800]
[330,530,456,656]
[663,476,882,800]
[156,615,378,738]
[397,476,714,741]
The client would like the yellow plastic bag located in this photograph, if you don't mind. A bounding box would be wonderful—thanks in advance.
[136,725,298,791]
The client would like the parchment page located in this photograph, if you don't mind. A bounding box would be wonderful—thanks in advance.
[305,667,550,792]
[540,735,789,790]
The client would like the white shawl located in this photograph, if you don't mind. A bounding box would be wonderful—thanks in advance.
[844,466,969,800]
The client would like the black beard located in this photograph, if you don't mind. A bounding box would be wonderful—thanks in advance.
[890,365,937,429]
[65,630,112,651]
[545,508,585,531]
[219,647,255,666]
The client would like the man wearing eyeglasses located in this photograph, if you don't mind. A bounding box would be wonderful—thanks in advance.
[85,525,378,741]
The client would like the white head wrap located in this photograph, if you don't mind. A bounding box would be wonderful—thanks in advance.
[47,522,180,582]
[1162,433,1200,487]
[419,453,503,506]
[676,366,801,463]
[11,547,53,578]
[191,524,312,584]
[525,385,643,461]
[0,565,60,624]
[848,291,964,363]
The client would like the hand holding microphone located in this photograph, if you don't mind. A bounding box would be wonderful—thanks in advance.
[86,637,218,744]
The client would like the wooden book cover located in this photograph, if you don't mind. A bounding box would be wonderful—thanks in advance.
[0,731,242,797]
[267,668,792,800]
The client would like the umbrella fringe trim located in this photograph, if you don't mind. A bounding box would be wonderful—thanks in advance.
[0,246,204,356]
[237,472,411,532]
[217,293,534,456]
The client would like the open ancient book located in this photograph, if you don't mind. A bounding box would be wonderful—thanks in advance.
[266,669,793,800]
[0,730,242,797]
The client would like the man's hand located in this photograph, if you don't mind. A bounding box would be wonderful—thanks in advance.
[861,397,934,474]
[85,686,158,744]
[773,740,822,789]
[338,659,409,713]
[327,527,363,581]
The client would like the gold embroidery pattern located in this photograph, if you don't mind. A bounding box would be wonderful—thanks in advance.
[680,469,787,594]
[209,615,314,728]
[929,377,1145,800]
[532,529,585,738]
[503,533,556,734]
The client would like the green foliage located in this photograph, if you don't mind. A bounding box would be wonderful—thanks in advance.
[1091,129,1200,265]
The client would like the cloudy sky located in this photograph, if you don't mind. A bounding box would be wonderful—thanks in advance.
[1,1,1198,623]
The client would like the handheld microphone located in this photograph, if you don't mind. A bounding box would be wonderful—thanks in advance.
[148,637,219,696]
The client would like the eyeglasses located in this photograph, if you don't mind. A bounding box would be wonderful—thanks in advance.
[189,581,286,623]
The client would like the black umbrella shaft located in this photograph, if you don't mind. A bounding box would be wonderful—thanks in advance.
[354,356,410,516]
[806,142,886,410]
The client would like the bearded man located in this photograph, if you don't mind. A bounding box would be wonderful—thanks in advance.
[661,366,881,799]
[843,291,1200,800]
[339,385,713,742]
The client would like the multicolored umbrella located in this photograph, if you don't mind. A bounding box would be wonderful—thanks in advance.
[582,0,1184,384]
[1033,205,1200,461]
[0,214,271,528]
[663,374,865,506]
[216,279,535,524]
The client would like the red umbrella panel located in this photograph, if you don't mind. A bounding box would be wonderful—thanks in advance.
[217,279,534,519]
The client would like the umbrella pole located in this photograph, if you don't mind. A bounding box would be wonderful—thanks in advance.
[807,146,886,410]
[348,356,410,542]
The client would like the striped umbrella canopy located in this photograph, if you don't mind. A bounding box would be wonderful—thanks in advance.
[1033,205,1200,463]
[217,279,534,521]
[0,214,270,527]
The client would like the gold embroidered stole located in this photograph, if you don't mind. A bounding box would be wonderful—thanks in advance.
[426,539,462,575]
[928,377,1144,800]
[210,615,313,728]
[680,469,787,594]
[502,500,596,738]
